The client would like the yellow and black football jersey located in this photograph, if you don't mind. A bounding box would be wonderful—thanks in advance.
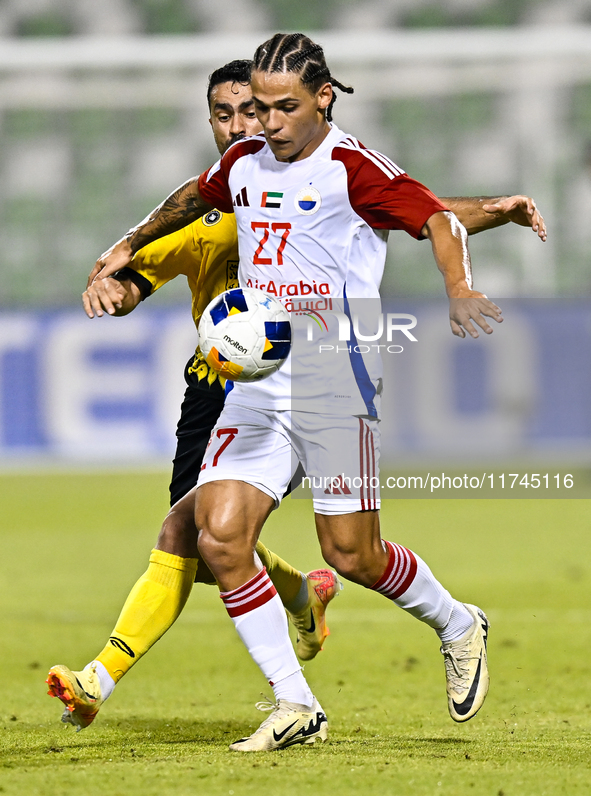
[127,208,238,388]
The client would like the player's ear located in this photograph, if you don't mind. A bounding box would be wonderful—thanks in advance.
[317,83,332,112]
[208,117,213,128]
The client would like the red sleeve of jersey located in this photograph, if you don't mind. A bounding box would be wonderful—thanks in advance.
[332,144,448,239]
[197,136,266,215]
[197,162,233,213]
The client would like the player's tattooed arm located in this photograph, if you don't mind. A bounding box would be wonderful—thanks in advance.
[441,195,547,241]
[127,178,212,252]
[422,210,503,339]
[88,179,213,284]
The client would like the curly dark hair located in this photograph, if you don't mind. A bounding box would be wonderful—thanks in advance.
[207,59,253,108]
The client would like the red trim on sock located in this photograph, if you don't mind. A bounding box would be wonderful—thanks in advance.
[220,567,278,618]
[371,540,417,600]
[372,541,396,590]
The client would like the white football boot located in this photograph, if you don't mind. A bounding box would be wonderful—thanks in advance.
[229,698,328,752]
[440,603,490,722]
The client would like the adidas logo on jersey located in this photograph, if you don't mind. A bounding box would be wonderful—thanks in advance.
[234,187,250,207]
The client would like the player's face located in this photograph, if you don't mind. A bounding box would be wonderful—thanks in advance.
[209,81,262,155]
[250,69,332,162]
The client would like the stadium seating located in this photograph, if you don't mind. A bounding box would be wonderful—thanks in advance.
[0,0,590,304]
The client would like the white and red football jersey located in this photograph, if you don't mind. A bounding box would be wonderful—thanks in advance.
[197,124,447,416]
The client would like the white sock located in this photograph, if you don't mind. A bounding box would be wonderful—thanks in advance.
[272,670,314,705]
[436,601,474,643]
[221,568,314,708]
[85,660,116,700]
[372,541,454,628]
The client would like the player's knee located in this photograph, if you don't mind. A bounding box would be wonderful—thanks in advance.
[155,493,198,557]
[156,521,196,557]
[321,543,359,580]
[196,527,222,563]
[196,502,239,561]
[320,540,378,585]
[195,485,264,576]
[197,526,245,573]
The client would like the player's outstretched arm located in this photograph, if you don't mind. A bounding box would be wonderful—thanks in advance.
[88,178,214,284]
[82,276,142,319]
[441,195,547,241]
[422,210,503,339]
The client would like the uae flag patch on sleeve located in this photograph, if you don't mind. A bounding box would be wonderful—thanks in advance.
[261,191,283,209]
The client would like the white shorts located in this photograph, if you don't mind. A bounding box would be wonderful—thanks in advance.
[197,404,380,515]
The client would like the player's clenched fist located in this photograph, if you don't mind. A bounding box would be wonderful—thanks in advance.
[449,294,503,339]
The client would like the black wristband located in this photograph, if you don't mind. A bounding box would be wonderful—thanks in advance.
[112,267,153,301]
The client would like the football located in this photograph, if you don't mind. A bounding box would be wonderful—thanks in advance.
[198,287,291,382]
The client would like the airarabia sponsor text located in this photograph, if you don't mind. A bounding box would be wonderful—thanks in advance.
[246,278,330,300]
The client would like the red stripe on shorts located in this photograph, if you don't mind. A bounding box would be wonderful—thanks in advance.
[358,418,366,510]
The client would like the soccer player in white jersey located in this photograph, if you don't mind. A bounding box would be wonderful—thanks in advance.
[90,33,547,751]
[45,61,346,733]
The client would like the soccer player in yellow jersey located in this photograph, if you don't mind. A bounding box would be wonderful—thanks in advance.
[114,204,240,507]
[47,58,546,734]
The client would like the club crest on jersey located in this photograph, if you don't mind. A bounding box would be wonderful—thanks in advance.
[261,191,283,209]
[295,186,321,215]
[202,209,222,226]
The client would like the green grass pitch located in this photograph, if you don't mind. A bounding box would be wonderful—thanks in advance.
[1,471,590,795]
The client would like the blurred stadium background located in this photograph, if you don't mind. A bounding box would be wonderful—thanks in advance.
[1,0,591,464]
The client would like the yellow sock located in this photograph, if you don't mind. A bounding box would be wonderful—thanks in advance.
[255,541,306,611]
[96,549,198,682]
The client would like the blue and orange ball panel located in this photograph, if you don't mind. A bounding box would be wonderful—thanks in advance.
[205,347,244,379]
[210,288,249,326]
[262,321,291,360]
